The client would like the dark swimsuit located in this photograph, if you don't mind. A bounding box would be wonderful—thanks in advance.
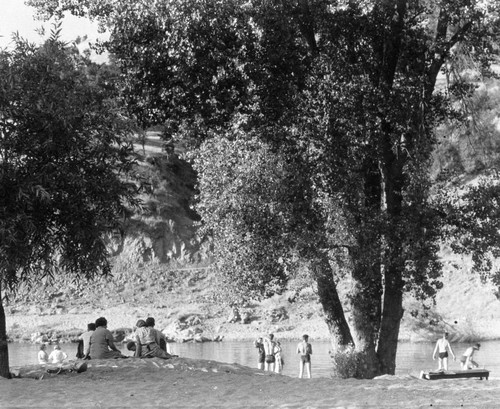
[300,354,311,363]
[256,343,265,363]
[258,351,265,364]
[438,351,448,359]
[265,354,276,364]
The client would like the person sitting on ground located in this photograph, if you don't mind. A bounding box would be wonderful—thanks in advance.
[126,319,146,353]
[88,317,127,359]
[48,344,68,364]
[38,344,49,364]
[78,322,96,360]
[145,317,171,354]
[134,318,174,359]
[460,343,481,370]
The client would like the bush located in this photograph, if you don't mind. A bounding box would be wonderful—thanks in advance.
[330,346,372,379]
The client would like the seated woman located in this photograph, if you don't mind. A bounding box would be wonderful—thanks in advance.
[88,317,126,359]
[134,319,173,359]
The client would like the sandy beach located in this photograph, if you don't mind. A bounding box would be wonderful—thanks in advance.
[1,357,498,408]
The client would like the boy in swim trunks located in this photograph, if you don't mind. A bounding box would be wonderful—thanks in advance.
[432,332,456,371]
[460,343,480,370]
[263,333,276,372]
[297,334,312,378]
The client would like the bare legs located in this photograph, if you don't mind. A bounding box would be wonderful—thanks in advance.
[299,360,311,378]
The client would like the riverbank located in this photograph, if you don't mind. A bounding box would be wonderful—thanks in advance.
[1,357,499,408]
[6,248,500,346]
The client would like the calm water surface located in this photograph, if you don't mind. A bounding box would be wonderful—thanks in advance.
[8,340,498,379]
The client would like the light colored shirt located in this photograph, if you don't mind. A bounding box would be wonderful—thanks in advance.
[81,330,94,356]
[48,349,67,364]
[38,350,48,364]
[463,347,475,358]
[135,327,156,345]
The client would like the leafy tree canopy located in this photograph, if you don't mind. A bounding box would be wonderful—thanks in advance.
[28,0,500,377]
[0,28,140,377]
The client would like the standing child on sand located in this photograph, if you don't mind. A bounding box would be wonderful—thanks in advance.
[432,332,456,371]
[297,334,312,378]
[460,343,481,370]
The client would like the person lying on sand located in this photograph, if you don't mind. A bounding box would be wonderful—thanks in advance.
[88,317,127,359]
[460,343,480,370]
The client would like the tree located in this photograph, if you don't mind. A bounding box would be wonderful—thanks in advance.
[29,0,500,377]
[0,31,138,378]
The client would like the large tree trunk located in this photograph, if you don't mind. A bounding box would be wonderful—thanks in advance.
[0,282,11,379]
[376,129,405,375]
[311,255,353,348]
[348,258,382,378]
[376,263,404,374]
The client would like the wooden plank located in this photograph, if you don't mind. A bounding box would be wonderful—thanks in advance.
[420,369,489,380]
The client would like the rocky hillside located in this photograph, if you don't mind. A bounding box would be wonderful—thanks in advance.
[5,132,500,345]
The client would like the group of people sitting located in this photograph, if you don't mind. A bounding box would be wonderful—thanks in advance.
[38,316,177,364]
[38,344,68,364]
[125,317,177,359]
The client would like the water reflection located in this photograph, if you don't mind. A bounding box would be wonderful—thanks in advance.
[7,340,498,379]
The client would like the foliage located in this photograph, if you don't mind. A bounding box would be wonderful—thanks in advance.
[330,346,371,379]
[28,0,500,377]
[192,132,312,304]
[0,33,138,290]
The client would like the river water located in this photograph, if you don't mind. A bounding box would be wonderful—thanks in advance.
[7,340,498,378]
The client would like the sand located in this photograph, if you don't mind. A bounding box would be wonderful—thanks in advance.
[1,357,498,408]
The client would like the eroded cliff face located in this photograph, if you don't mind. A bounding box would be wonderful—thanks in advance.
[109,146,211,267]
